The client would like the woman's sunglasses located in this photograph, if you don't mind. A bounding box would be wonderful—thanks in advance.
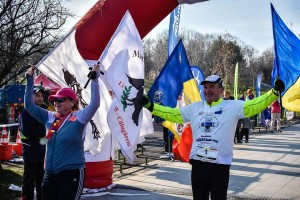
[54,98,68,103]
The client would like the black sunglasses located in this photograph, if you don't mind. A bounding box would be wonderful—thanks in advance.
[54,98,68,103]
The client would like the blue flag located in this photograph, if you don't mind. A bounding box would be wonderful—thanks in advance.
[255,73,262,97]
[168,6,181,56]
[148,40,200,107]
[271,4,300,112]
[191,66,205,100]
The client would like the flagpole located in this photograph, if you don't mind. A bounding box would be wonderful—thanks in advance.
[234,63,238,100]
[271,4,280,77]
[160,5,182,160]
[271,3,284,118]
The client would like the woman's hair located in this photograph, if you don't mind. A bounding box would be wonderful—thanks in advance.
[72,100,79,111]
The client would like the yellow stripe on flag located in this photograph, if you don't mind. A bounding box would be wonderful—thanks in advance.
[183,79,201,103]
[282,77,300,112]
[162,121,181,142]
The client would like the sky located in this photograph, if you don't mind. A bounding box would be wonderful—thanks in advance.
[65,0,300,53]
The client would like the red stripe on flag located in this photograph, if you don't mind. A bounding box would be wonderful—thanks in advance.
[172,125,193,162]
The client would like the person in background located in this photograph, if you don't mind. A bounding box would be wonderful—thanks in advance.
[223,91,236,143]
[234,119,241,144]
[24,65,100,200]
[163,127,173,153]
[139,75,285,200]
[239,118,251,143]
[223,91,234,100]
[19,86,47,200]
[237,94,250,143]
[246,89,256,128]
[235,93,245,143]
[271,100,281,132]
[239,93,245,101]
[263,106,272,127]
[246,89,255,100]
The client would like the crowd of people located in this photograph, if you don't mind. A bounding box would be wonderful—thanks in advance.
[223,86,284,145]
[14,62,285,200]
[222,90,252,144]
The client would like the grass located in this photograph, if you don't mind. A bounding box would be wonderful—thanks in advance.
[0,161,23,200]
[0,150,150,200]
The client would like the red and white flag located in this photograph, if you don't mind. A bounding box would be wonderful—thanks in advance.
[36,28,113,162]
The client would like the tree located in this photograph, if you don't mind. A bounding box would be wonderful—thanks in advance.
[239,44,259,91]
[143,38,156,79]
[182,29,207,69]
[0,0,73,87]
[258,47,274,81]
[145,31,168,79]
[206,34,243,89]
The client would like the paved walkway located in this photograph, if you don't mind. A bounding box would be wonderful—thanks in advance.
[81,123,300,200]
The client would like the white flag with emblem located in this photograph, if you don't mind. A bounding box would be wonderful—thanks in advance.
[100,11,152,163]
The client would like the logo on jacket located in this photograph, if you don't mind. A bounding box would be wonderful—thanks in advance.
[199,115,219,133]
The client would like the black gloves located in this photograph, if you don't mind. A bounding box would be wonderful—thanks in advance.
[274,78,285,93]
[139,95,154,112]
[87,71,97,80]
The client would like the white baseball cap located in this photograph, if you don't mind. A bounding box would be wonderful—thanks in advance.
[200,75,224,87]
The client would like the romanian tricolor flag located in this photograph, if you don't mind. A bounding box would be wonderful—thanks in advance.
[148,39,200,107]
[147,40,200,162]
[271,4,300,112]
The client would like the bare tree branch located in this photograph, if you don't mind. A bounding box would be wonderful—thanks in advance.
[0,0,73,87]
